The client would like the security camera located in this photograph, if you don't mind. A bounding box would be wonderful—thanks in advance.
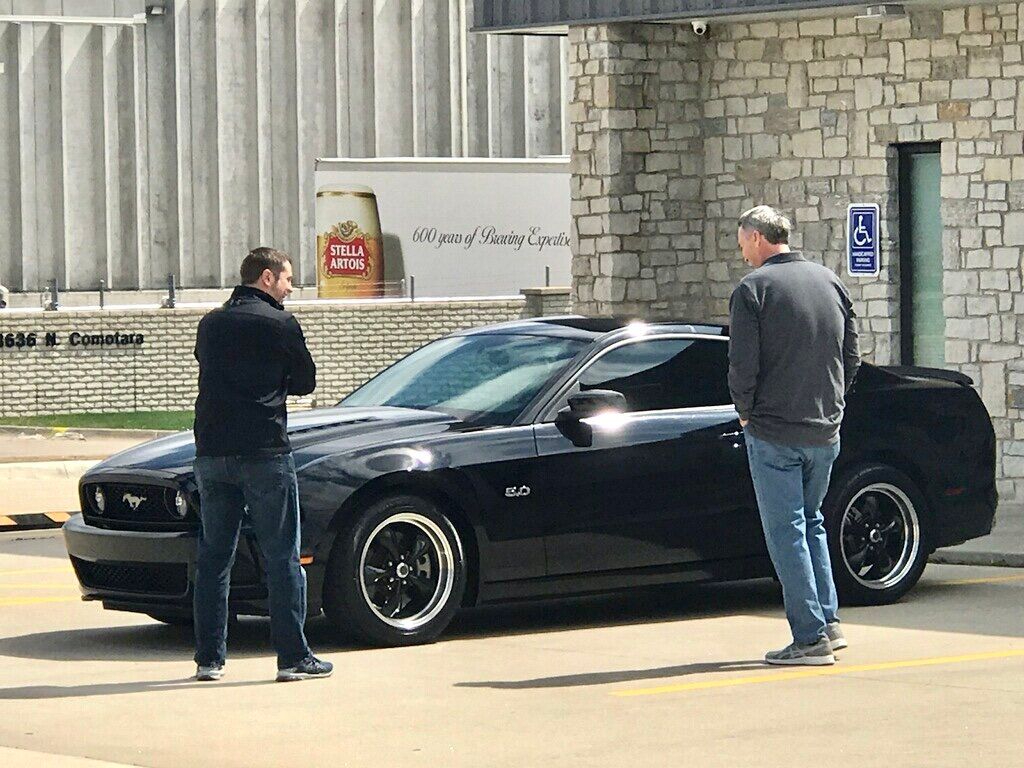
[691,19,708,36]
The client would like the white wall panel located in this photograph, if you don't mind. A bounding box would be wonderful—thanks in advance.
[4,0,568,291]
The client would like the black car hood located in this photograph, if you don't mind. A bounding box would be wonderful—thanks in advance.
[87,407,461,476]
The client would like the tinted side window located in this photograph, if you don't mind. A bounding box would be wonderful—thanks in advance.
[576,338,731,412]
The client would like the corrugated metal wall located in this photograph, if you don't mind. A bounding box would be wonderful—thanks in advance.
[0,0,568,291]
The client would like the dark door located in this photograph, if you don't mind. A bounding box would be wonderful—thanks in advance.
[533,336,763,576]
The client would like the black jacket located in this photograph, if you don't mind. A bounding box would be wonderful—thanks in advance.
[193,286,316,457]
[728,252,860,447]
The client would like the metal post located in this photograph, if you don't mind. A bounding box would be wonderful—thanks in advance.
[44,279,59,311]
[409,274,416,302]
[98,279,106,309]
[161,273,176,308]
[545,265,551,287]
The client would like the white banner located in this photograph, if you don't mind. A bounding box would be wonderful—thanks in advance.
[314,158,571,298]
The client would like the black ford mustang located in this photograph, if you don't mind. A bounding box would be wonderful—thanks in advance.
[64,317,997,646]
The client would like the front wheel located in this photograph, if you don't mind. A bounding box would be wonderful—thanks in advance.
[322,494,466,647]
[823,463,931,605]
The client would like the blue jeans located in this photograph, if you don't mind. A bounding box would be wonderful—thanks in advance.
[193,454,310,668]
[745,433,841,645]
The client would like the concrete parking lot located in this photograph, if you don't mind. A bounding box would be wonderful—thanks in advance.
[0,532,1021,768]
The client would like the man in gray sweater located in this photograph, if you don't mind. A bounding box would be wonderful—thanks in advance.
[729,205,860,666]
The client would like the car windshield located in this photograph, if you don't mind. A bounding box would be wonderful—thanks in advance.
[340,333,588,427]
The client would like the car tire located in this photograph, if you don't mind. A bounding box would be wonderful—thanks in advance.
[823,463,931,606]
[322,493,466,647]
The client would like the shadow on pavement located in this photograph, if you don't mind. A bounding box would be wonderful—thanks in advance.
[0,618,361,663]
[0,678,276,700]
[455,659,766,690]
[0,569,1020,669]
[0,581,783,663]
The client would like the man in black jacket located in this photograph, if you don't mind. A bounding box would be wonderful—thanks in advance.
[192,247,332,682]
[729,206,860,667]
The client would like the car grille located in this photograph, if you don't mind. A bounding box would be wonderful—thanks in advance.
[81,482,195,530]
[71,556,188,597]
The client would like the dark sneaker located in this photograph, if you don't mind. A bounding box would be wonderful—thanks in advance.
[276,655,334,682]
[765,638,835,666]
[826,622,847,651]
[195,662,225,681]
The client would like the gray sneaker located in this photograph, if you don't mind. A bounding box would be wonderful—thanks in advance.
[765,638,835,666]
[195,662,225,681]
[276,655,334,682]
[825,622,847,651]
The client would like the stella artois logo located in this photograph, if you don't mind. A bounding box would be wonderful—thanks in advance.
[323,220,371,278]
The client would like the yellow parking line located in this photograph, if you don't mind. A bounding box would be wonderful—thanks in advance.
[612,649,1024,697]
[0,583,80,590]
[0,567,73,578]
[937,573,1024,587]
[0,596,81,607]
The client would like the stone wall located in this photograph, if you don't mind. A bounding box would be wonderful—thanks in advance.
[568,5,1024,500]
[0,289,571,417]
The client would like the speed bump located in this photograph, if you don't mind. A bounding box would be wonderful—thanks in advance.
[0,511,73,533]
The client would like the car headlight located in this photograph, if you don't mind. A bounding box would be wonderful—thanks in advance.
[172,491,189,520]
[93,486,106,513]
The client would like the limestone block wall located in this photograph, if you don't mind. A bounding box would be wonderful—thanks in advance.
[0,293,571,417]
[568,6,1024,500]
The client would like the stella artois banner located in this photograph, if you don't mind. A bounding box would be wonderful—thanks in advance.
[314,158,571,299]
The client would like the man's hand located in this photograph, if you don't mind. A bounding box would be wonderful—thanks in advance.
[739,418,749,428]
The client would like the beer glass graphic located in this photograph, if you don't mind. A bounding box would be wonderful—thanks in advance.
[316,184,386,298]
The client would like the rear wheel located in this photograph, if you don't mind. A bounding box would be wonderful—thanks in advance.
[824,464,930,605]
[323,494,466,647]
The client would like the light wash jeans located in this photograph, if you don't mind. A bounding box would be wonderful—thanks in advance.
[745,432,841,645]
[193,454,310,668]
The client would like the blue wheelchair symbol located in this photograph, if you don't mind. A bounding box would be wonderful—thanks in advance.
[851,214,873,248]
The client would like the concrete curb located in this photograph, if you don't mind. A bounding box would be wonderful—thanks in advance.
[0,460,98,482]
[0,425,177,439]
[929,550,1024,568]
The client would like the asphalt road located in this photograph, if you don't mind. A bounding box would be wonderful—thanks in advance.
[0,532,1021,768]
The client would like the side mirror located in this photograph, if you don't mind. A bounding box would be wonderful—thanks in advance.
[559,389,627,421]
[555,390,627,447]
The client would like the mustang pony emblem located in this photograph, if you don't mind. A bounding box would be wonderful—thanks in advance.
[122,492,147,511]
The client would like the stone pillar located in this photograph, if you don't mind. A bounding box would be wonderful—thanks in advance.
[520,286,572,317]
[568,23,706,318]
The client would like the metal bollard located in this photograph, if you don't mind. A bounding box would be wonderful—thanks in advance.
[161,273,177,308]
[98,279,106,309]
[44,279,60,311]
[409,274,416,302]
[545,265,551,287]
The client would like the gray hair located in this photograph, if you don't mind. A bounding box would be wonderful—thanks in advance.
[737,205,792,245]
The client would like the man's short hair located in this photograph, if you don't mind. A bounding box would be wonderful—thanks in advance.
[240,247,291,284]
[737,205,792,245]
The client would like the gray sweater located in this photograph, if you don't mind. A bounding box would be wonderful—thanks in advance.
[728,252,861,447]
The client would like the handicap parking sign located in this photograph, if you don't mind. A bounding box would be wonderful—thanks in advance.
[847,204,880,277]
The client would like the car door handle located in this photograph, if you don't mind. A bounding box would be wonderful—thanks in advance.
[718,430,745,449]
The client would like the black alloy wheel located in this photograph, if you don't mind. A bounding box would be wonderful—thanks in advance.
[323,493,466,646]
[824,463,930,605]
